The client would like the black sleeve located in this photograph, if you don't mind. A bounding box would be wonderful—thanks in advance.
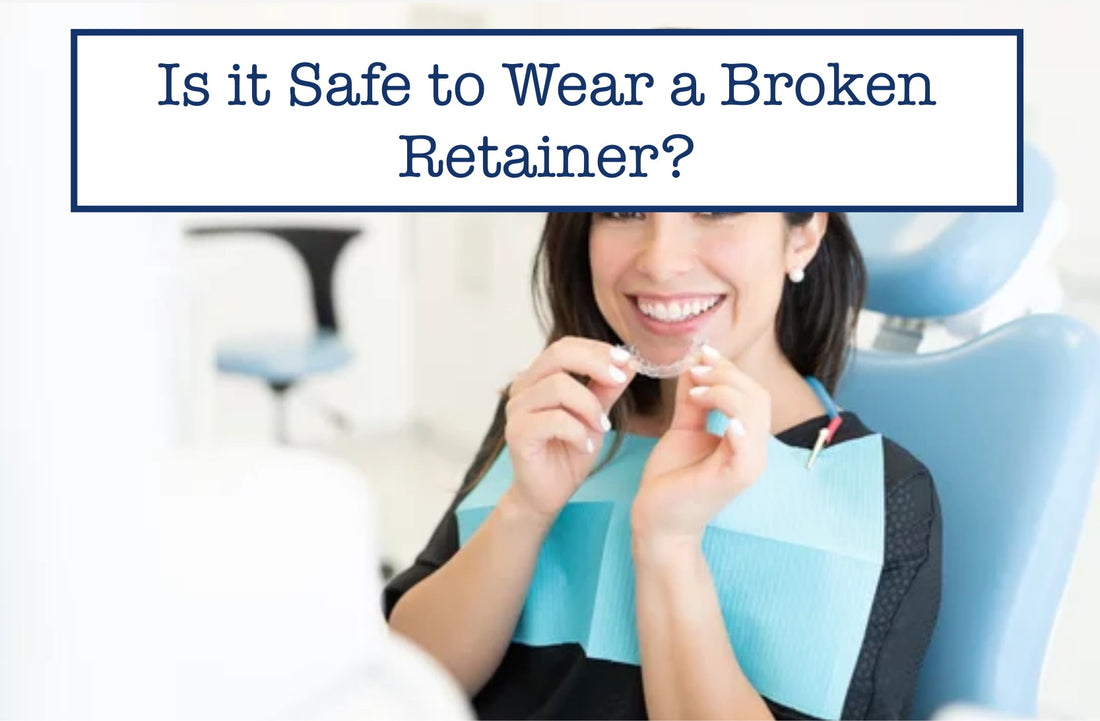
[842,441,943,720]
[381,494,463,620]
[381,394,510,621]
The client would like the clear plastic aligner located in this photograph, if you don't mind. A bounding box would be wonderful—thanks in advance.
[619,336,706,379]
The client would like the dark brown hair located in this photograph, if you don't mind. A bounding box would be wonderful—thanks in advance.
[462,212,866,491]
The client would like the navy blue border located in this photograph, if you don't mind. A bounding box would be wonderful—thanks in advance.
[71,29,79,213]
[70,28,1024,213]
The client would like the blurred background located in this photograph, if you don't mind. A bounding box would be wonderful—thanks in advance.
[3,1,1100,719]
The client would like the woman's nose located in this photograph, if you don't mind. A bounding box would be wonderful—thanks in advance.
[634,217,695,282]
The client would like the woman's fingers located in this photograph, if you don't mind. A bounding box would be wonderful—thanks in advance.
[586,359,637,414]
[513,337,634,396]
[697,344,760,394]
[669,344,752,432]
[505,408,594,457]
[684,345,769,451]
[506,372,610,435]
[510,336,637,429]
[686,382,751,451]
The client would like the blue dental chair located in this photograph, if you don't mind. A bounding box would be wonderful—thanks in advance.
[839,150,1100,719]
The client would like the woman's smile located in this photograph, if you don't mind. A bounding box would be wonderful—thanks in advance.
[627,292,728,337]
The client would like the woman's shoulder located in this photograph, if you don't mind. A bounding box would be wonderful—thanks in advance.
[828,411,937,498]
[834,412,942,569]
[830,421,942,721]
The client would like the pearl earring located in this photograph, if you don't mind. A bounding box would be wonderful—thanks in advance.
[788,267,805,284]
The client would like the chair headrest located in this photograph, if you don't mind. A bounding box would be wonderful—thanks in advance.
[847,144,1055,318]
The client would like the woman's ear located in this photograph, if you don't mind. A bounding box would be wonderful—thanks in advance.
[786,212,828,274]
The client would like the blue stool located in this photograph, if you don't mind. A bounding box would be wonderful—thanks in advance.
[841,154,1100,718]
[188,226,363,443]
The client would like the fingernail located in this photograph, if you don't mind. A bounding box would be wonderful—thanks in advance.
[586,437,595,454]
[609,365,628,384]
[702,344,722,361]
[689,386,708,398]
[600,414,612,431]
[727,418,747,438]
[610,346,632,364]
[689,365,713,377]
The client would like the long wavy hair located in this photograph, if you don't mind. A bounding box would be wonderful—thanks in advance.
[459,213,866,492]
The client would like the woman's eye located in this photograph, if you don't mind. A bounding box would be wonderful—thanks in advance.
[696,212,741,219]
[596,212,644,221]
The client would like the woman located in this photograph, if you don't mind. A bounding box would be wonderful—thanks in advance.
[384,212,941,720]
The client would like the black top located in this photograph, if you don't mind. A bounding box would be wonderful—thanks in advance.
[384,400,942,720]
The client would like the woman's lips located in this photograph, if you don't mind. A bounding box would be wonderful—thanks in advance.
[629,294,727,337]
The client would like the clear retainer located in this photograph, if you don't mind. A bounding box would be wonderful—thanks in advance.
[619,336,706,379]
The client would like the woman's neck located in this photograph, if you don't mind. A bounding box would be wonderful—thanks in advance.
[632,334,827,438]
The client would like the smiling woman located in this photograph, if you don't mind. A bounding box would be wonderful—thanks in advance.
[397,134,666,179]
[384,212,941,721]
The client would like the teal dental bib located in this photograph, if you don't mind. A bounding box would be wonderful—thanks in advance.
[456,419,884,720]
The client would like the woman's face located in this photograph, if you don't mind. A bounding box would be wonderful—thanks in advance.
[588,212,821,366]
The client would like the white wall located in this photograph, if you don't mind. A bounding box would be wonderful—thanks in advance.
[410,212,548,451]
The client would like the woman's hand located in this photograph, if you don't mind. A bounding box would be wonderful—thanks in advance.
[503,337,637,522]
[632,345,770,546]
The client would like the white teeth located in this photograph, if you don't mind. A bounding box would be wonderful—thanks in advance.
[637,296,721,323]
